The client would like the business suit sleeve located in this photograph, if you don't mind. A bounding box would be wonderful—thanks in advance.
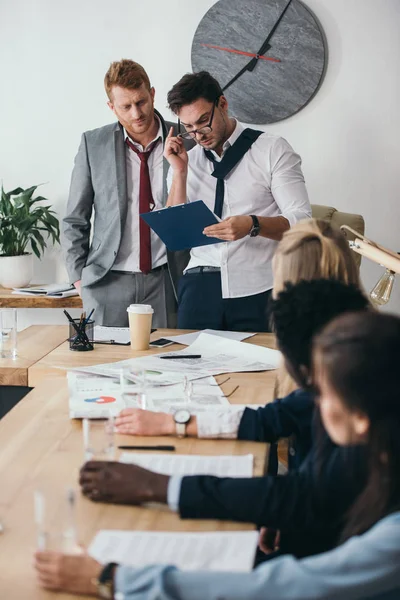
[178,444,367,531]
[237,390,314,443]
[114,513,400,600]
[62,133,94,283]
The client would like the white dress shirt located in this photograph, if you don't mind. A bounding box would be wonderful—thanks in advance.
[113,119,167,272]
[168,121,311,298]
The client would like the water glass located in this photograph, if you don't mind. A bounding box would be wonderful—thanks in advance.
[0,308,17,359]
[34,487,80,553]
[123,368,148,409]
[82,416,115,461]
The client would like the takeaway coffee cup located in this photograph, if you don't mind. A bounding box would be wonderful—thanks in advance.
[127,304,154,350]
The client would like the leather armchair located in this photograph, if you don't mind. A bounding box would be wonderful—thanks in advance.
[311,204,365,268]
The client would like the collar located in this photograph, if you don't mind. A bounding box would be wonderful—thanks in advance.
[123,115,163,152]
[209,119,244,159]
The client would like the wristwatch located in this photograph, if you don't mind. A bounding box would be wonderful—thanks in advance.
[249,215,260,237]
[174,409,191,437]
[97,562,117,599]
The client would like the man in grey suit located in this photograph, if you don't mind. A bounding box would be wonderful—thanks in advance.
[63,59,188,327]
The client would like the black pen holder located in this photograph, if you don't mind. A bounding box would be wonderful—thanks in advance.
[68,319,94,351]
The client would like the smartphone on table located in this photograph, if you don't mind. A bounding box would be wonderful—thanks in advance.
[149,338,175,348]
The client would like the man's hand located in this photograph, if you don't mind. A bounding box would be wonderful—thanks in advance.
[115,408,174,436]
[164,127,189,173]
[258,527,281,554]
[35,550,101,595]
[73,280,82,296]
[79,461,169,505]
[203,216,253,241]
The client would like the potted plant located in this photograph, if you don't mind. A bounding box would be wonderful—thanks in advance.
[0,184,60,288]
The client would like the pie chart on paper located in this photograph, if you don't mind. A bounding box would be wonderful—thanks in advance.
[84,396,116,404]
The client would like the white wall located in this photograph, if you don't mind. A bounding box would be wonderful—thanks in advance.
[1,0,399,329]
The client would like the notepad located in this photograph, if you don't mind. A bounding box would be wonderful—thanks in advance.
[119,453,254,477]
[89,530,259,572]
[140,200,223,251]
[12,283,78,298]
[93,326,131,345]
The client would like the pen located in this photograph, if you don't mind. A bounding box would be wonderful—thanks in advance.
[160,354,201,360]
[118,445,176,451]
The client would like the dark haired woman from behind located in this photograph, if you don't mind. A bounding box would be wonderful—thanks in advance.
[36,311,400,599]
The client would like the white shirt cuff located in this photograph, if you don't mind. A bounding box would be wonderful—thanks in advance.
[167,475,183,512]
[196,408,244,438]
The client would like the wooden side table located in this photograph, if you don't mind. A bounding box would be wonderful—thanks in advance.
[0,286,82,308]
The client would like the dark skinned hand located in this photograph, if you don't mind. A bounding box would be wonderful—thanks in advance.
[79,461,169,505]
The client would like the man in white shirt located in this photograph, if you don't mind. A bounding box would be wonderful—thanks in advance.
[165,71,311,331]
[63,60,189,327]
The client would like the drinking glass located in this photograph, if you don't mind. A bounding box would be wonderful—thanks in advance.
[82,416,116,461]
[0,308,17,359]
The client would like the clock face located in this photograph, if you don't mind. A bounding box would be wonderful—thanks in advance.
[191,0,327,124]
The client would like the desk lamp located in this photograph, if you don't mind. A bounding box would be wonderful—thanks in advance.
[341,225,400,307]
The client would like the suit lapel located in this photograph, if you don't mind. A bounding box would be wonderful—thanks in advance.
[154,109,170,207]
[114,124,128,227]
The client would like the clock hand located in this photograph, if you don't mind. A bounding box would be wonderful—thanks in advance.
[222,0,293,91]
[201,43,281,63]
[247,0,293,72]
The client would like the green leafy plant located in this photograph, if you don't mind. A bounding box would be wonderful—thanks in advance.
[0,185,60,258]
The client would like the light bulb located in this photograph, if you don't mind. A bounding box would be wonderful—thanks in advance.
[370,269,395,306]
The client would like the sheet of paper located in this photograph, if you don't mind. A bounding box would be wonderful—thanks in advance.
[89,530,258,572]
[67,372,228,418]
[120,453,253,477]
[165,329,256,346]
[133,333,280,376]
[69,362,209,387]
[93,326,131,345]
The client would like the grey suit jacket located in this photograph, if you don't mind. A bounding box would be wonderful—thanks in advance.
[62,110,190,295]
[114,511,400,600]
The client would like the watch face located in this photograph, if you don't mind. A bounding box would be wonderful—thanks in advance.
[174,409,191,424]
[191,0,327,124]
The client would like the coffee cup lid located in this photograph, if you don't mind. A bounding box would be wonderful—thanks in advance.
[126,304,154,315]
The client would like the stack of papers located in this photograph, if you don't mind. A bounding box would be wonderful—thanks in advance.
[89,530,259,572]
[165,329,256,345]
[12,283,78,298]
[120,453,254,477]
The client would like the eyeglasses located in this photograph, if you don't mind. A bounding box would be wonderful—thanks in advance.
[178,97,220,140]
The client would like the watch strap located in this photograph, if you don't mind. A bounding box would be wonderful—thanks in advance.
[175,422,187,437]
[249,215,260,236]
[97,562,117,600]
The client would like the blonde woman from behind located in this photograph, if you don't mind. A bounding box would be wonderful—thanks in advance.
[272,217,363,399]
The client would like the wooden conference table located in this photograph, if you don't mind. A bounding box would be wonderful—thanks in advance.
[0,328,276,599]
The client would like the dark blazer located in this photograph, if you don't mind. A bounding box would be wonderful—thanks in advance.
[178,392,368,558]
[63,110,192,296]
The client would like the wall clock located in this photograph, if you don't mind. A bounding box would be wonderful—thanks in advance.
[191,0,327,124]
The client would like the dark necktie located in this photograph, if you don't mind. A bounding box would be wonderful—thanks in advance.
[126,138,159,274]
[204,128,264,218]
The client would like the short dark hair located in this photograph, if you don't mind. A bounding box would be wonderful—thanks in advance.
[269,279,370,388]
[167,71,223,114]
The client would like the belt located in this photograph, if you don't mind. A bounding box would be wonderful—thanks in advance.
[185,266,221,275]
[113,263,168,275]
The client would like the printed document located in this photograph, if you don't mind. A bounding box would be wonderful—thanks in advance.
[120,453,254,477]
[89,530,258,572]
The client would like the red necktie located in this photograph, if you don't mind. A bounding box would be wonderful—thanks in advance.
[126,138,159,274]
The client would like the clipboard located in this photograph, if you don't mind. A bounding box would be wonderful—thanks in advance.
[140,200,223,251]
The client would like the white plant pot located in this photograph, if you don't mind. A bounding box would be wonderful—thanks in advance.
[0,254,34,288]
